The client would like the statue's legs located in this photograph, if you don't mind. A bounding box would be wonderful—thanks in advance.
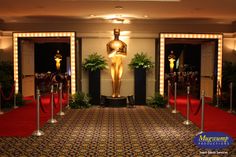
[111,56,123,97]
[111,62,116,97]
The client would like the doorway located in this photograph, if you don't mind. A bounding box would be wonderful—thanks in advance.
[165,43,201,98]
[13,32,76,97]
[159,33,223,100]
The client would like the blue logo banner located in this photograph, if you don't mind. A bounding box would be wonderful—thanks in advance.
[193,132,234,149]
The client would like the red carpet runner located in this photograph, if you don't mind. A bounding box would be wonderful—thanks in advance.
[0,94,67,137]
[170,96,236,138]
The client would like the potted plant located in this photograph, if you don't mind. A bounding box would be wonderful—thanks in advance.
[83,53,108,105]
[129,52,154,105]
[69,92,91,109]
[129,52,154,69]
[147,93,167,108]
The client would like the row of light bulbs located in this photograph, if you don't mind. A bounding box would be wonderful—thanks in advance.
[13,32,223,96]
[159,33,223,95]
[13,32,76,95]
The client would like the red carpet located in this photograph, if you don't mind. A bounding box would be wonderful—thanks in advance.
[169,96,236,138]
[0,94,67,137]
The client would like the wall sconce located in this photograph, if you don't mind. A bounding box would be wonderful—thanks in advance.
[233,39,236,55]
[107,28,127,97]
[168,51,176,73]
[54,50,62,71]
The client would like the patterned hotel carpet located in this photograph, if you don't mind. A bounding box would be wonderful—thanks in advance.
[0,106,235,157]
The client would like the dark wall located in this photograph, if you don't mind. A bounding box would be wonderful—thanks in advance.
[165,44,201,73]
[35,43,70,73]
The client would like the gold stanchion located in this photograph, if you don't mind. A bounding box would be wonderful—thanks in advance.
[196,90,205,135]
[48,85,57,123]
[58,83,65,116]
[0,83,4,115]
[166,80,171,108]
[32,89,44,136]
[172,82,179,113]
[183,86,192,125]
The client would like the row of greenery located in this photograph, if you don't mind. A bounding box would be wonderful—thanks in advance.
[2,54,235,109]
[83,52,154,71]
[69,91,167,109]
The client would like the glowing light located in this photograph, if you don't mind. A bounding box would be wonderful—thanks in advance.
[13,32,76,95]
[159,33,222,96]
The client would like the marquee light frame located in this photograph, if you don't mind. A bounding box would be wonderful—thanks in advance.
[159,33,223,96]
[13,32,76,95]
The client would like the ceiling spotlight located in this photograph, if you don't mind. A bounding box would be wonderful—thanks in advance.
[115,6,123,10]
[111,18,130,24]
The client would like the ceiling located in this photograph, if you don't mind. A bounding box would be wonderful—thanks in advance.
[0,0,236,24]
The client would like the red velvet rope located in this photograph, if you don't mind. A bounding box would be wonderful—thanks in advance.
[53,93,58,109]
[188,95,194,113]
[169,85,174,98]
[0,84,15,101]
[39,97,47,113]
[62,90,67,101]
[194,98,202,115]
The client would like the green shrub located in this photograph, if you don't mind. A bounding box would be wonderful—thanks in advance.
[147,93,167,108]
[69,92,91,109]
[83,53,108,71]
[129,52,154,69]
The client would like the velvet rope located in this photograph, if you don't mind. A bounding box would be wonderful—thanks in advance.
[39,96,47,113]
[53,93,58,109]
[169,85,174,98]
[188,95,194,113]
[0,84,15,101]
[194,98,202,115]
[62,89,67,101]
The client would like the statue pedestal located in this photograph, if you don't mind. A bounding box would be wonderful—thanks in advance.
[105,96,127,107]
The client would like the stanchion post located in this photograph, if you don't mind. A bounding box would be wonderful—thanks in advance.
[197,90,205,135]
[32,89,44,136]
[172,82,179,113]
[67,80,70,108]
[48,85,57,123]
[0,83,4,115]
[166,80,171,108]
[183,86,192,125]
[58,83,65,116]
[228,82,235,113]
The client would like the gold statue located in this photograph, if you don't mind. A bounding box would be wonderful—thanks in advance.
[107,29,127,97]
[168,51,176,73]
[54,50,62,71]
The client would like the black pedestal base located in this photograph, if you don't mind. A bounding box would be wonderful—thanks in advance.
[105,96,127,107]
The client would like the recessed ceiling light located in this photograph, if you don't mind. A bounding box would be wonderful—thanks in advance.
[115,6,123,10]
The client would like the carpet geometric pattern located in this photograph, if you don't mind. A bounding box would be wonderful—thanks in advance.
[0,106,235,156]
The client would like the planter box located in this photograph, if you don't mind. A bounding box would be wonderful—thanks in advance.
[134,68,146,105]
[89,70,100,105]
